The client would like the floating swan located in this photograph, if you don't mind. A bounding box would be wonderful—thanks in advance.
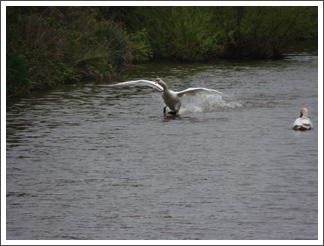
[292,108,313,130]
[109,78,231,115]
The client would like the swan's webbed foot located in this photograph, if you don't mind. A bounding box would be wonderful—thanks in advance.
[163,106,178,116]
[167,111,177,115]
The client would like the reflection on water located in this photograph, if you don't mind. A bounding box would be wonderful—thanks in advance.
[6,40,318,240]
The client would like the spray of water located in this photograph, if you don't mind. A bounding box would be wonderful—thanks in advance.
[177,95,242,114]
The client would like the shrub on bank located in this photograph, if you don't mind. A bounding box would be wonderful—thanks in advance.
[6,6,317,98]
[6,48,34,97]
[211,6,318,59]
[108,6,317,60]
[6,6,152,98]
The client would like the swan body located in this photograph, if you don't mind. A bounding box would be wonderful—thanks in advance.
[109,78,230,115]
[292,108,313,131]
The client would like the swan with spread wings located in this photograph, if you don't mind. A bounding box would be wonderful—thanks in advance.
[109,78,231,115]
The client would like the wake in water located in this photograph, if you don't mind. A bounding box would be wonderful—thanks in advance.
[162,94,243,115]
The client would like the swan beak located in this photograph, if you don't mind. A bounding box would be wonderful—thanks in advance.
[155,79,159,84]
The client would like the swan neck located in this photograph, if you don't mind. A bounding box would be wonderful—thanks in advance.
[300,108,308,118]
[160,80,168,90]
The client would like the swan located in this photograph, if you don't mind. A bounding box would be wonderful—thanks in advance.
[109,78,231,115]
[292,108,313,130]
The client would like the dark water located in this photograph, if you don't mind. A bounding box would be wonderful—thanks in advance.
[6,40,319,240]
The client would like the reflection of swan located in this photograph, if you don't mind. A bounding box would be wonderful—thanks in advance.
[292,108,313,130]
[109,78,231,115]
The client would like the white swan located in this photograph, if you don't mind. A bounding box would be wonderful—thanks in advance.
[292,108,313,130]
[109,78,231,115]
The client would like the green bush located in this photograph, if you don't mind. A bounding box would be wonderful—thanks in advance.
[6,6,136,98]
[6,6,318,98]
[126,28,153,63]
[211,6,318,59]
[6,48,34,97]
[103,6,318,61]
[145,7,226,61]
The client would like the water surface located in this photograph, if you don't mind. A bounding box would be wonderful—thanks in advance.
[6,40,319,240]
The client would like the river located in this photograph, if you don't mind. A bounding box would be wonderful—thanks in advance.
[6,39,319,240]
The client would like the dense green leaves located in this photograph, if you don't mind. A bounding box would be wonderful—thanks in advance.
[146,7,225,61]
[6,48,34,96]
[6,7,131,98]
[102,6,317,61]
[6,6,317,98]
[210,6,318,59]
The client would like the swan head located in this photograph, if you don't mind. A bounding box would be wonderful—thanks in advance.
[155,78,168,89]
[300,107,308,118]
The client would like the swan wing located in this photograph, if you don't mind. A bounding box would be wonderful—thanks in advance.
[300,118,313,129]
[293,117,313,130]
[293,118,302,128]
[176,88,232,100]
[109,80,163,92]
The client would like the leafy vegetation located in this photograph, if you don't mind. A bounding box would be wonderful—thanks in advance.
[6,6,317,98]
[210,6,318,59]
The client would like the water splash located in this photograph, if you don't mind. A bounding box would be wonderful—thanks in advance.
[178,95,242,114]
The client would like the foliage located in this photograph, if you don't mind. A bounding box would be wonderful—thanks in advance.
[106,6,317,60]
[6,6,318,98]
[211,6,318,59]
[6,6,136,98]
[138,7,226,61]
[126,28,153,62]
[6,48,34,97]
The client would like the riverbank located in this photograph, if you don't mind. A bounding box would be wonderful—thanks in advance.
[6,6,317,99]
